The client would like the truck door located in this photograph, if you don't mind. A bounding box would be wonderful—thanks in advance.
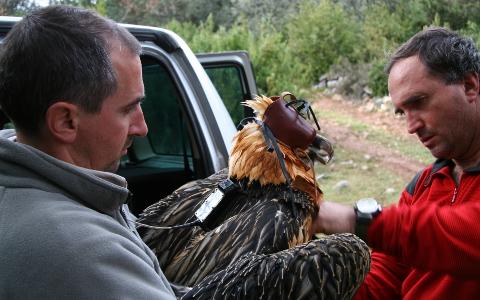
[116,27,259,215]
[196,51,258,127]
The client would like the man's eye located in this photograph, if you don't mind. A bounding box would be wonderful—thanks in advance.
[413,98,422,106]
[125,106,138,114]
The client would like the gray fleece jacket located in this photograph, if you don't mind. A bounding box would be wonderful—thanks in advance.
[0,129,176,299]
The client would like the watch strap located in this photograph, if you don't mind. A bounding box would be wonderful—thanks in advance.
[355,211,372,242]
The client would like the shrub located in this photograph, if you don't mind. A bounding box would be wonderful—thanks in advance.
[285,0,363,88]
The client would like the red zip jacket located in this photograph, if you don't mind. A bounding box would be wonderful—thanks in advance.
[354,159,480,299]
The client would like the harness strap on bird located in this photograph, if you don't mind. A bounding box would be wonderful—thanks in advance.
[238,118,294,197]
[261,122,298,215]
[237,92,322,217]
[285,98,321,131]
[237,117,298,214]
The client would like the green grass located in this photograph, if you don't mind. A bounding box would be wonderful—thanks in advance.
[315,147,408,207]
[312,109,433,208]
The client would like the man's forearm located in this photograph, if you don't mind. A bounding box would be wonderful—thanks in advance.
[314,201,356,235]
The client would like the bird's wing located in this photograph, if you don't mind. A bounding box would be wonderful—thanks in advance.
[181,233,370,300]
[137,168,315,287]
[161,194,313,287]
[136,169,230,269]
[138,169,229,230]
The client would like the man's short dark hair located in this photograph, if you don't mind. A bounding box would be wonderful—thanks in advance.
[385,26,480,85]
[0,5,142,136]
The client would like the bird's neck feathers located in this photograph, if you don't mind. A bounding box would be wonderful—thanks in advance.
[228,122,322,206]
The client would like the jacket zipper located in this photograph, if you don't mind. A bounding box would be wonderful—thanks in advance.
[120,192,136,232]
[452,188,458,203]
[120,206,128,223]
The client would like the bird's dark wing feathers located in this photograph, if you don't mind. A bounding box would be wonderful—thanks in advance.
[137,169,230,268]
[138,169,230,233]
[137,168,371,298]
[181,233,370,300]
[137,168,317,287]
[160,192,312,286]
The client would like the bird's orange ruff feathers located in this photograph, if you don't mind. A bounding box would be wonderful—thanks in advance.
[228,95,323,205]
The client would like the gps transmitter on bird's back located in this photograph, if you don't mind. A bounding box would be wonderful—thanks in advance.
[195,178,239,231]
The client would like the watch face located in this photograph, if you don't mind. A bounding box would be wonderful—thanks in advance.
[357,198,380,213]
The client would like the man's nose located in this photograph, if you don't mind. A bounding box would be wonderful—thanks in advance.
[131,107,148,137]
[405,112,423,135]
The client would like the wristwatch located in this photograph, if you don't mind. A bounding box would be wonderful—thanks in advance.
[354,198,382,242]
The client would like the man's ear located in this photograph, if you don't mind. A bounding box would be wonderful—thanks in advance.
[464,71,480,103]
[45,102,79,143]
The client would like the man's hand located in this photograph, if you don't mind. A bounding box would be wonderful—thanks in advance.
[313,201,356,235]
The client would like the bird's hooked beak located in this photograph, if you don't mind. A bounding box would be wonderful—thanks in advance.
[307,134,334,165]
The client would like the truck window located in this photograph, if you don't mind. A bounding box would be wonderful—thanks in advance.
[204,66,244,126]
[117,57,196,216]
[142,63,193,166]
[197,51,258,127]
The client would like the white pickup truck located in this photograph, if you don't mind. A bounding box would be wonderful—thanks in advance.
[0,18,259,215]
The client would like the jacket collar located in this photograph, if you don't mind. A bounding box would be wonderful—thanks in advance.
[425,158,480,185]
[0,129,130,218]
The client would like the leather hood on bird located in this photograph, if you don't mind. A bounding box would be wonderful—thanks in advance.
[262,92,318,151]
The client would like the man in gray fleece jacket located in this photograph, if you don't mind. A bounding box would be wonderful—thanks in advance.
[0,5,177,299]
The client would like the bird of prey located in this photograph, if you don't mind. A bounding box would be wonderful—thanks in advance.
[136,92,370,299]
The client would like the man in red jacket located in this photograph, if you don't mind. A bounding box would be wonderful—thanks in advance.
[314,26,480,299]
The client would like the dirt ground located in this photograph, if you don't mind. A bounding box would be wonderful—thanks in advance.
[311,94,429,181]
